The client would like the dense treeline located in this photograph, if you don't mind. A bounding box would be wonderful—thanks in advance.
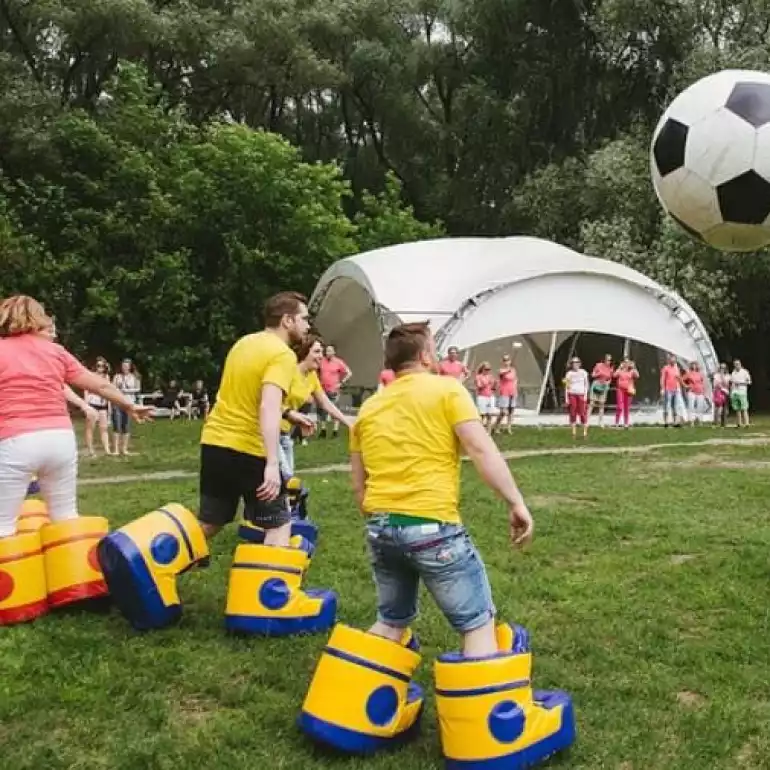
[0,1,768,400]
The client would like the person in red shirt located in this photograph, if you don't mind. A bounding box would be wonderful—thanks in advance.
[438,346,468,381]
[682,361,706,425]
[378,368,396,391]
[660,353,684,428]
[318,344,352,439]
[587,354,613,428]
[613,358,639,428]
[494,353,518,435]
[474,362,496,432]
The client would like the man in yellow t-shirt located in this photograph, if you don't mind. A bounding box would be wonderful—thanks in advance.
[350,323,534,659]
[198,291,312,542]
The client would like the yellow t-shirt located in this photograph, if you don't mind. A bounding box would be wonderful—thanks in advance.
[349,372,480,524]
[281,369,322,433]
[201,331,297,457]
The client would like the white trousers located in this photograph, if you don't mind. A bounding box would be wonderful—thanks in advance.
[0,429,78,538]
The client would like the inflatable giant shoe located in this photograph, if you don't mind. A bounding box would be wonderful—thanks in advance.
[286,476,309,520]
[97,505,209,631]
[435,623,575,769]
[298,624,425,754]
[0,531,48,625]
[237,521,316,556]
[16,499,50,534]
[41,517,110,609]
[224,543,336,636]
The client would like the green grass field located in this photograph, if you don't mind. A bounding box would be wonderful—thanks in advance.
[3,418,770,769]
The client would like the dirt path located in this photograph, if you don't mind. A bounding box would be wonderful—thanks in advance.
[79,435,770,487]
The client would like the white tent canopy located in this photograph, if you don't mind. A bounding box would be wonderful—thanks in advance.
[309,236,717,417]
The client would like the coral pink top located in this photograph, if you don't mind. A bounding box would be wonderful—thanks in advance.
[683,370,704,395]
[616,369,638,393]
[319,356,348,393]
[0,334,88,441]
[660,364,681,392]
[498,367,518,397]
[592,362,613,384]
[438,359,466,379]
[475,374,495,397]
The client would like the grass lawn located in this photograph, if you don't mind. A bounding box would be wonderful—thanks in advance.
[3,419,770,769]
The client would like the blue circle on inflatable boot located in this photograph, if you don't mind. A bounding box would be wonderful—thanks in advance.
[259,577,290,610]
[150,533,180,565]
[488,700,526,744]
[366,685,399,727]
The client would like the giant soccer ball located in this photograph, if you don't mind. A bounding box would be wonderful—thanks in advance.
[651,69,770,252]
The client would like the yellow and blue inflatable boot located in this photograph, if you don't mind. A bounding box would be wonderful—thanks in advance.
[286,476,309,520]
[0,531,48,625]
[41,516,110,609]
[435,623,575,769]
[298,623,424,754]
[237,520,316,555]
[97,504,209,631]
[224,542,336,636]
[16,499,50,534]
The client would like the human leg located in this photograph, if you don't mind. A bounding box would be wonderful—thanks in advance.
[36,429,79,523]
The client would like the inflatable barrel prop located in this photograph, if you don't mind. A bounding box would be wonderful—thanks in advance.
[225,543,336,636]
[16,499,50,534]
[41,517,110,608]
[0,532,48,625]
[97,504,209,631]
[299,623,425,754]
[434,623,576,768]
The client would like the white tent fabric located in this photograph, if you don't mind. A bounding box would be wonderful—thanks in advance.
[309,236,717,413]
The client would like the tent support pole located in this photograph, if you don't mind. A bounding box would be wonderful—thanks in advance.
[535,331,558,415]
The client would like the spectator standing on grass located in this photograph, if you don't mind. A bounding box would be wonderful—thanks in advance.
[438,346,468,382]
[0,296,151,538]
[349,322,533,657]
[112,359,142,455]
[588,354,613,428]
[682,361,706,425]
[494,353,518,435]
[712,363,730,428]
[474,362,496,432]
[84,357,114,456]
[613,358,639,429]
[318,344,351,440]
[564,357,590,439]
[729,359,752,428]
[660,354,684,428]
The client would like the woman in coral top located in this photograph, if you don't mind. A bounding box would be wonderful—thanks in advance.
[474,362,496,431]
[613,358,639,428]
[0,296,151,538]
[494,353,518,435]
[682,361,706,425]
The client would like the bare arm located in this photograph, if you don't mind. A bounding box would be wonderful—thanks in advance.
[350,451,366,512]
[260,384,283,466]
[64,385,92,415]
[455,420,524,507]
[314,389,352,427]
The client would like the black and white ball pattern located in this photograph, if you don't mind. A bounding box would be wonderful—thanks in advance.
[651,69,770,252]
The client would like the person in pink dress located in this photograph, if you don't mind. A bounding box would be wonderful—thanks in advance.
[613,358,639,429]
[318,344,352,439]
[494,353,518,435]
[0,295,152,538]
[660,354,684,428]
[681,361,706,425]
[378,367,396,392]
[437,346,468,381]
[474,362,496,432]
[587,354,614,428]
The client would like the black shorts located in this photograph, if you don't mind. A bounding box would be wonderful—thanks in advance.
[198,444,290,529]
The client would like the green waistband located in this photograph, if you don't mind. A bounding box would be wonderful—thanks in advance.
[377,513,443,527]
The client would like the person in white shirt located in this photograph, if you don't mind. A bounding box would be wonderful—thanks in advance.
[563,357,590,439]
[729,359,752,428]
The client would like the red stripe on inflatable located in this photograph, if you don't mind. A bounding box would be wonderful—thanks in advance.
[41,533,102,552]
[47,580,108,608]
[0,549,43,566]
[0,599,48,625]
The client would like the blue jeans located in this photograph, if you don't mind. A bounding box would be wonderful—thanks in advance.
[111,407,131,434]
[365,516,496,633]
[278,433,294,478]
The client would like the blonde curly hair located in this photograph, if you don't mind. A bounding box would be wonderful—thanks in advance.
[0,295,54,338]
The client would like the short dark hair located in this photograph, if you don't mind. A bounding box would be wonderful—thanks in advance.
[263,291,307,328]
[384,322,431,373]
[295,333,323,362]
